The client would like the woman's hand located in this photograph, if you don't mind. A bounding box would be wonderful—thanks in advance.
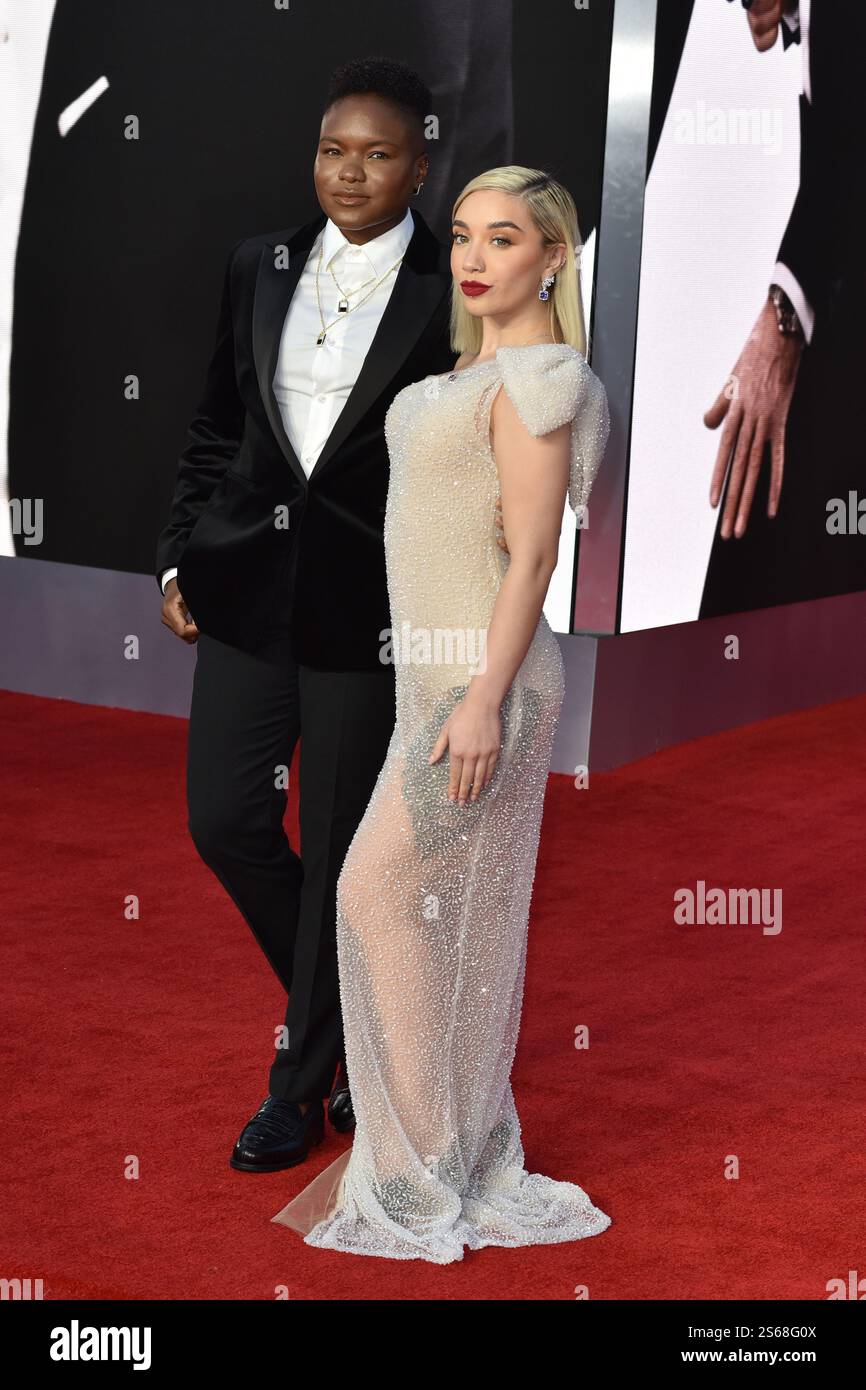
[160,577,199,643]
[428,692,501,806]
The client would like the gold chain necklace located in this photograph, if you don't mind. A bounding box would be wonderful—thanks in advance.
[314,241,404,345]
[328,260,378,310]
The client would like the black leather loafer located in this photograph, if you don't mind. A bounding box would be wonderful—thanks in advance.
[230,1096,324,1172]
[327,1061,355,1134]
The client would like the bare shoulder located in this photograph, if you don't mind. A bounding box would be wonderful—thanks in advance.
[452,351,477,371]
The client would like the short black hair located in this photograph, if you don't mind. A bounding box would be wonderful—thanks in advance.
[323,56,431,145]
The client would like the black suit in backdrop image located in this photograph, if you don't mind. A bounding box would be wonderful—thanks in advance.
[698,0,866,616]
[643,0,864,620]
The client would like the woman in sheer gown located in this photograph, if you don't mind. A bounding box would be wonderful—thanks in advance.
[272,167,612,1263]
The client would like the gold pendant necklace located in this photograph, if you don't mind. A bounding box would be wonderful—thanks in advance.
[314,241,405,344]
[328,261,378,314]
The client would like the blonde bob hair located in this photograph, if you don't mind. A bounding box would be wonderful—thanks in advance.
[449,166,587,358]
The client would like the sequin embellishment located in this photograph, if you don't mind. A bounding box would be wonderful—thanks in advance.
[272,343,612,1261]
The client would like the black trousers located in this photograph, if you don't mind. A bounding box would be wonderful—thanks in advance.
[186,623,396,1102]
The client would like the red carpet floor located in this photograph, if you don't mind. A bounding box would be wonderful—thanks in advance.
[1,687,863,1300]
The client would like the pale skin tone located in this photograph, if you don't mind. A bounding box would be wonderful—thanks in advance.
[703,0,805,538]
[427,187,571,808]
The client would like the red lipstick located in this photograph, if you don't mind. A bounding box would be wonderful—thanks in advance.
[460,281,491,297]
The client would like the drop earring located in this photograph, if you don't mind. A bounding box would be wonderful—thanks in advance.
[539,272,556,302]
[413,180,425,196]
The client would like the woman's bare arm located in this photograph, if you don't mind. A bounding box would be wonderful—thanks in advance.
[428,384,570,805]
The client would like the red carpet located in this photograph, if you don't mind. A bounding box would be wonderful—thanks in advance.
[1,687,863,1300]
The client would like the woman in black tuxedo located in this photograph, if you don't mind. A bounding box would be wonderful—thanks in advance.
[155,61,473,1172]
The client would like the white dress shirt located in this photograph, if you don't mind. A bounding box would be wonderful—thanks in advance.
[161,206,415,594]
[773,0,814,343]
[273,205,414,475]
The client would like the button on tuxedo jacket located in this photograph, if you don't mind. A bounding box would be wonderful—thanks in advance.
[155,207,455,669]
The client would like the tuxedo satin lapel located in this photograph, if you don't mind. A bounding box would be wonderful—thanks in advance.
[252,213,326,489]
[308,209,450,483]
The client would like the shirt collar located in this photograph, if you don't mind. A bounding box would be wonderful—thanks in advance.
[320,206,415,278]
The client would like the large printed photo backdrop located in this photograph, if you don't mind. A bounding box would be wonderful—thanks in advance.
[622,0,864,632]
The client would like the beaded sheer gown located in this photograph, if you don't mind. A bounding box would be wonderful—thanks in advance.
[272,341,611,1262]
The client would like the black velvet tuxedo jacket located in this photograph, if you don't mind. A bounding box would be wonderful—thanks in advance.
[155,207,455,669]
